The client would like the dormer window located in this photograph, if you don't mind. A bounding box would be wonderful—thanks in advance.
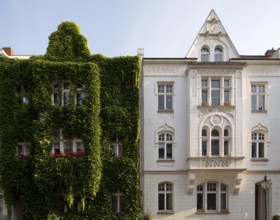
[201,47,210,62]
[214,46,223,61]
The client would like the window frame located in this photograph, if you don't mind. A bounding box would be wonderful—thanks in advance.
[201,77,232,106]
[157,132,173,160]
[111,137,123,158]
[196,182,228,213]
[201,46,210,62]
[201,126,231,157]
[214,46,223,62]
[251,83,267,112]
[51,129,84,155]
[251,132,266,159]
[158,182,173,213]
[16,138,30,157]
[157,83,174,112]
[112,190,124,213]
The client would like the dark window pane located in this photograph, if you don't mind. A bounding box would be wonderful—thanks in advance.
[221,193,227,210]
[166,143,172,159]
[202,129,207,137]
[224,91,230,102]
[64,92,70,107]
[251,95,257,110]
[202,141,207,156]
[166,95,173,110]
[158,95,164,110]
[224,141,229,156]
[258,95,265,110]
[211,130,219,137]
[211,140,219,156]
[211,80,220,88]
[158,143,165,159]
[166,194,172,210]
[259,142,264,158]
[158,194,164,210]
[215,54,222,62]
[76,92,84,106]
[202,91,208,102]
[119,195,124,213]
[211,90,220,105]
[197,194,203,209]
[207,193,216,210]
[112,195,118,212]
[252,142,256,158]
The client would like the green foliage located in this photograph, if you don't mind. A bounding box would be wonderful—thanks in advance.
[45,21,91,61]
[273,215,280,220]
[0,22,142,219]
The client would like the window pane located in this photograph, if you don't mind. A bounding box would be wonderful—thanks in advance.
[207,193,216,210]
[224,91,230,102]
[158,95,164,110]
[259,142,264,158]
[251,85,257,93]
[197,194,203,209]
[211,130,219,137]
[202,80,207,87]
[119,195,124,213]
[112,195,118,212]
[224,141,229,156]
[211,139,219,156]
[166,194,172,210]
[211,80,220,88]
[202,141,207,156]
[166,143,172,159]
[158,194,165,210]
[158,143,165,159]
[224,80,230,87]
[166,85,173,93]
[76,92,84,106]
[201,54,209,62]
[158,85,164,93]
[258,95,265,110]
[251,95,257,110]
[53,93,59,105]
[202,129,207,137]
[252,142,256,158]
[64,92,70,107]
[211,90,220,105]
[215,54,222,62]
[221,193,227,210]
[202,91,208,102]
[166,95,173,110]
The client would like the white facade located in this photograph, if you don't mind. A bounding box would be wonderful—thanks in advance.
[141,10,280,220]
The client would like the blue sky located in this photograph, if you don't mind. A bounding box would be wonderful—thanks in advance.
[1,0,280,57]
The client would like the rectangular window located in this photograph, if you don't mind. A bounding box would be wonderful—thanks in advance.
[251,84,266,111]
[207,194,216,210]
[224,141,229,156]
[112,192,124,213]
[158,84,173,111]
[211,139,219,156]
[211,80,220,105]
[16,139,30,157]
[202,141,207,156]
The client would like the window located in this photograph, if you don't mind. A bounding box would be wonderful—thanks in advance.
[251,84,266,111]
[51,129,84,155]
[158,84,173,111]
[201,77,232,106]
[251,132,265,159]
[112,191,124,213]
[111,137,123,158]
[201,47,210,62]
[197,182,228,213]
[201,127,231,157]
[16,85,29,104]
[16,138,30,157]
[52,82,85,107]
[214,46,223,61]
[158,182,173,212]
[158,133,173,159]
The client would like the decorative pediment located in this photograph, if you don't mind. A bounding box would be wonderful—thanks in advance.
[157,123,174,133]
[252,123,269,133]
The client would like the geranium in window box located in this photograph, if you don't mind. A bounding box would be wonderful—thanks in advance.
[224,101,231,106]
[202,101,209,106]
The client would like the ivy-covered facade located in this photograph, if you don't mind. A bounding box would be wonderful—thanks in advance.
[0,22,142,219]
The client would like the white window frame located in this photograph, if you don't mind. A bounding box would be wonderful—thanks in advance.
[157,133,173,160]
[201,77,232,106]
[16,139,30,156]
[214,46,223,62]
[158,182,173,212]
[51,129,84,154]
[157,83,174,112]
[112,190,124,213]
[251,132,266,159]
[51,81,85,107]
[197,182,228,213]
[251,83,267,111]
[201,126,231,157]
[111,137,123,158]
[201,46,210,62]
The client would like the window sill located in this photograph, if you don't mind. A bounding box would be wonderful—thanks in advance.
[251,110,267,113]
[196,210,229,214]
[157,211,174,215]
[157,109,174,113]
[251,158,269,162]
[198,105,235,109]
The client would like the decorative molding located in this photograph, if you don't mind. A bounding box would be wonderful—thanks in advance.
[233,172,243,195]
[144,64,187,76]
[246,65,280,76]
[198,69,235,76]
[187,172,196,195]
[198,106,234,118]
[210,114,223,126]
[251,123,269,133]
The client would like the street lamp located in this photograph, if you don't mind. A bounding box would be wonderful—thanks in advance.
[260,175,272,220]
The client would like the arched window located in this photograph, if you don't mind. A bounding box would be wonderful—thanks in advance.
[158,182,173,211]
[251,132,265,158]
[214,46,223,61]
[201,126,231,157]
[158,133,173,159]
[197,182,228,212]
[201,46,210,62]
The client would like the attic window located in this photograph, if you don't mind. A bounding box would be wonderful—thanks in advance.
[214,46,223,61]
[201,47,209,62]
